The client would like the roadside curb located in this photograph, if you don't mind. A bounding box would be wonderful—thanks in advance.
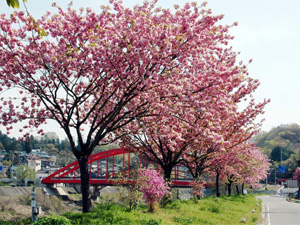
[257,202,266,225]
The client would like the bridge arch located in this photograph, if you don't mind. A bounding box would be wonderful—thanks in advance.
[42,148,192,186]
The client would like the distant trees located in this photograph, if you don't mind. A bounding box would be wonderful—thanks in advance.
[0,130,73,167]
[270,146,292,162]
[254,123,300,176]
[24,140,32,154]
[14,165,36,184]
[0,131,72,152]
[0,131,22,151]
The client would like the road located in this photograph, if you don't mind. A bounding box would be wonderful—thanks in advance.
[258,191,300,225]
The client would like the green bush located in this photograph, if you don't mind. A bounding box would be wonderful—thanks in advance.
[0,221,13,225]
[227,194,247,203]
[207,203,221,213]
[199,202,221,213]
[165,200,181,210]
[139,218,162,225]
[32,216,71,225]
[147,218,162,225]
[173,216,194,225]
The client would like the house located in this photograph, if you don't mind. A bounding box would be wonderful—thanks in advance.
[41,158,56,168]
[27,157,42,172]
[36,170,50,180]
[0,165,8,176]
[0,151,7,161]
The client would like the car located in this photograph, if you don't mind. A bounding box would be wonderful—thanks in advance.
[293,191,299,198]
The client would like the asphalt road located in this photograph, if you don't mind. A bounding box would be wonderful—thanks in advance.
[258,192,300,225]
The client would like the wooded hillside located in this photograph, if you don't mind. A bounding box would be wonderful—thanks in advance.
[254,124,300,177]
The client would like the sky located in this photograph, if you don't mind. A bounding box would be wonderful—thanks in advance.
[0,0,300,138]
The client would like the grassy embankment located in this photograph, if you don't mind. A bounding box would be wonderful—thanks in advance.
[1,194,261,225]
[68,194,261,225]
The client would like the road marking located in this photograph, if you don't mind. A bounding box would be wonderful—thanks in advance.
[266,205,271,225]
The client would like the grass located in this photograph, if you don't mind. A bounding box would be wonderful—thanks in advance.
[63,194,261,225]
[0,194,262,225]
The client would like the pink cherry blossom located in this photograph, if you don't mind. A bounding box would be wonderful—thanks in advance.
[137,168,170,211]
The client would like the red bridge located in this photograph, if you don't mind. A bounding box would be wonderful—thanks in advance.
[42,148,192,187]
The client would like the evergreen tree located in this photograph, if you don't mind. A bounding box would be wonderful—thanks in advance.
[24,141,32,154]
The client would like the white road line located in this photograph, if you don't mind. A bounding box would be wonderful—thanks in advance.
[266,205,271,225]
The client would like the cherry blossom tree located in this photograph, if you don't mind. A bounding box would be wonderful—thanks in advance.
[182,101,268,195]
[118,92,231,180]
[205,138,269,196]
[182,77,269,195]
[191,179,206,201]
[0,0,270,211]
[116,1,269,182]
[293,168,300,199]
[0,0,226,212]
[223,143,269,195]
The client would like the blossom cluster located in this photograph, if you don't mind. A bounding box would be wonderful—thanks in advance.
[137,168,170,205]
[191,180,206,199]
[293,168,300,181]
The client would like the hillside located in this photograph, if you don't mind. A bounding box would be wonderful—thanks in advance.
[254,123,300,177]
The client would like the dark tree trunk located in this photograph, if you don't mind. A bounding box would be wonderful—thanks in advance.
[227,183,232,196]
[163,167,172,181]
[78,155,92,213]
[216,170,220,197]
[161,167,173,207]
[242,184,245,195]
[236,185,240,195]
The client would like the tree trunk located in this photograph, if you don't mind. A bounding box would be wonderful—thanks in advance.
[236,185,240,195]
[78,155,92,213]
[161,167,173,207]
[242,184,245,195]
[227,183,232,196]
[149,202,159,212]
[163,167,172,181]
[216,170,220,197]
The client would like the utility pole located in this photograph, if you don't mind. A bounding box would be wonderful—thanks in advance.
[265,173,268,190]
[10,151,14,180]
[280,148,282,166]
[31,186,40,223]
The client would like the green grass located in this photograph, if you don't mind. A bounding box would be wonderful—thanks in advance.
[63,194,261,225]
[0,194,262,225]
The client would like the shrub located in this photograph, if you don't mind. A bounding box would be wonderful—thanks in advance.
[173,216,194,225]
[32,216,71,225]
[114,169,142,211]
[165,199,181,210]
[207,203,221,213]
[136,168,170,212]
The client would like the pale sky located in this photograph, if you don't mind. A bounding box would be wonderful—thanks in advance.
[1,0,300,138]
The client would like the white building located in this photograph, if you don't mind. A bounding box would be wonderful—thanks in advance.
[28,159,41,172]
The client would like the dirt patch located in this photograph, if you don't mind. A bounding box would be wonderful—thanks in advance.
[0,188,81,223]
[13,204,33,216]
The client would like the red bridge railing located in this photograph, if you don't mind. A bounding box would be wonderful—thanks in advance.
[42,148,192,186]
